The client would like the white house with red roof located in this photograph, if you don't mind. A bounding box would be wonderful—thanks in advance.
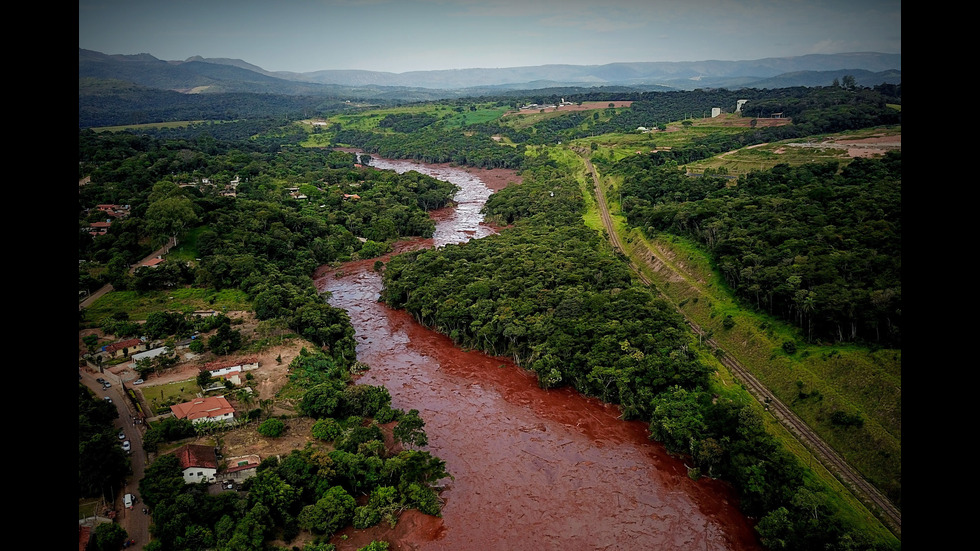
[170,396,235,425]
[172,444,220,483]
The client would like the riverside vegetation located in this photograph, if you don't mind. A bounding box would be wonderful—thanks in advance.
[79,80,900,550]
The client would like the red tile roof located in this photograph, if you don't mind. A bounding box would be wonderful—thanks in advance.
[104,338,142,354]
[173,444,219,469]
[170,396,235,421]
[225,460,259,474]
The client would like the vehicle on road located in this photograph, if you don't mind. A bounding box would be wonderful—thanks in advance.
[124,494,134,509]
[96,378,105,384]
[103,397,112,403]
[118,431,126,440]
[122,440,131,452]
[133,379,143,385]
[103,382,111,389]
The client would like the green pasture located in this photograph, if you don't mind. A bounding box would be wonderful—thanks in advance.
[83,288,251,322]
[143,377,201,415]
[92,120,222,133]
[440,107,509,128]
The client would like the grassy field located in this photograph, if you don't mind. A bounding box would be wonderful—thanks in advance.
[83,288,251,323]
[91,120,221,132]
[168,227,204,262]
[144,377,201,415]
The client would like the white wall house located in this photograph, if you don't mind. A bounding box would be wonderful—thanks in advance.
[170,396,235,425]
[173,444,219,484]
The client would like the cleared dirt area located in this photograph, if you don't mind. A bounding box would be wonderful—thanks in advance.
[691,114,793,128]
[503,100,633,116]
[782,132,902,158]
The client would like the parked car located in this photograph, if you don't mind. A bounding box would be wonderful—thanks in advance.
[96,378,105,384]
[103,397,112,403]
[223,480,235,490]
[133,379,144,385]
[118,431,126,440]
[124,493,134,509]
[103,382,111,389]
[121,440,131,452]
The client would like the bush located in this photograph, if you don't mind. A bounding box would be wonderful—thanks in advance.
[830,410,864,428]
[352,505,382,529]
[258,418,286,437]
[312,418,343,441]
[782,340,797,354]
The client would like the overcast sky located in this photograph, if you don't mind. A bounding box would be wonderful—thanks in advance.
[79,0,901,74]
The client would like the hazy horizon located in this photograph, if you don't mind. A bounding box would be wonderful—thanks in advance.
[79,0,901,74]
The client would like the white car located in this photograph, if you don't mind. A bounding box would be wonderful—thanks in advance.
[122,440,131,452]
[133,379,144,385]
[124,493,134,509]
[118,431,126,440]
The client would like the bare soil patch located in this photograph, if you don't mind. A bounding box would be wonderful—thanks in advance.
[503,100,633,116]
[786,132,902,158]
[691,114,793,128]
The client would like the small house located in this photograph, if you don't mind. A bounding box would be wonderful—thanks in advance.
[172,444,219,484]
[171,396,235,425]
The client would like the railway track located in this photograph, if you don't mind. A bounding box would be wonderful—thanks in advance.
[581,153,902,537]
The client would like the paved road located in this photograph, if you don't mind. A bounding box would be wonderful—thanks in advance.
[79,237,176,547]
[81,355,150,547]
[579,151,901,537]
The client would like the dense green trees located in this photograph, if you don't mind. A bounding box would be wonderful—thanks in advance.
[383,160,709,423]
[616,152,901,346]
[79,128,457,366]
[79,385,129,499]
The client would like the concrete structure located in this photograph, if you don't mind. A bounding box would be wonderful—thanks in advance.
[132,346,170,363]
[223,454,261,484]
[711,107,721,118]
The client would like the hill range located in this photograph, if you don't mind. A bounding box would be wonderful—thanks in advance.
[80,48,900,97]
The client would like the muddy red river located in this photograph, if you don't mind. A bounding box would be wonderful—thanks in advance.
[315,157,761,551]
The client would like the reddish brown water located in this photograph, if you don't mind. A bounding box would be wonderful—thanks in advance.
[315,158,761,551]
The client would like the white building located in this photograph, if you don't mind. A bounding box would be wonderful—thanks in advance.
[173,444,219,484]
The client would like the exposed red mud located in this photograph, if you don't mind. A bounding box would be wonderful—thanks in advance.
[315,158,761,551]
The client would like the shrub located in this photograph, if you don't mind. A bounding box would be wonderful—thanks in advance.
[312,418,343,441]
[258,418,286,437]
[830,410,864,428]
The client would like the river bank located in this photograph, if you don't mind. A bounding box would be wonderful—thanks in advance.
[315,158,761,551]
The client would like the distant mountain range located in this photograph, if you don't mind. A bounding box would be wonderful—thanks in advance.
[79,48,901,98]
